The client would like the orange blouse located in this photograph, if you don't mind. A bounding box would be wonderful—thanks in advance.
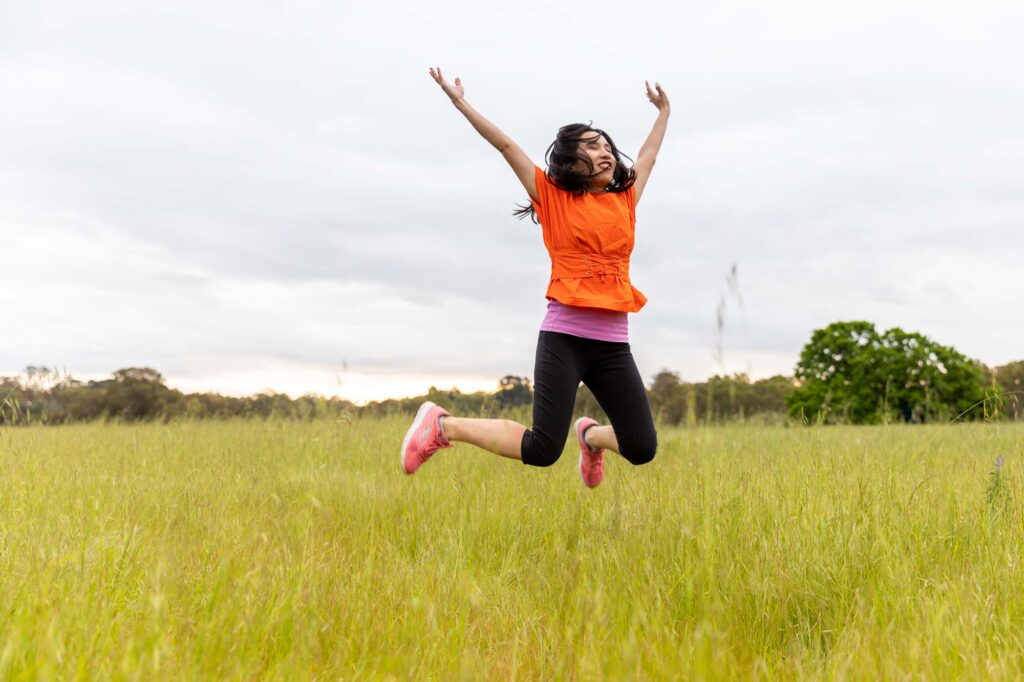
[529,166,647,313]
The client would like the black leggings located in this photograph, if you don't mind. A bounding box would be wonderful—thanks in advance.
[520,331,658,467]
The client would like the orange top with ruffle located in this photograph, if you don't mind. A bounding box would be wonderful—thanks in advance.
[529,166,647,313]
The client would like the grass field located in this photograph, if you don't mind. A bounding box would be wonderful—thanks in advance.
[1,418,1023,679]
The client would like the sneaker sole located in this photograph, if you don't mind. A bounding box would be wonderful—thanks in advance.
[401,401,436,474]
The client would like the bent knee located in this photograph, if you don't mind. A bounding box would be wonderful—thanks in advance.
[525,445,562,467]
[521,432,563,467]
[622,435,657,465]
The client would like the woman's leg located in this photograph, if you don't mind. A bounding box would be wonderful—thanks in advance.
[581,343,658,465]
[583,423,620,453]
[441,417,525,460]
[403,332,584,471]
[519,332,584,467]
[443,332,583,466]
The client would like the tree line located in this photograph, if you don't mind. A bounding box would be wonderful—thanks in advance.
[2,322,1021,426]
[0,367,356,425]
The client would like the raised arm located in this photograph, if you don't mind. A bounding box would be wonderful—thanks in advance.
[633,81,670,206]
[429,67,537,201]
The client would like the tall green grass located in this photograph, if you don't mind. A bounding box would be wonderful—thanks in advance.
[1,419,1022,679]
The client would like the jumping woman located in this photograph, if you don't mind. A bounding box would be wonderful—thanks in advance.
[402,67,670,487]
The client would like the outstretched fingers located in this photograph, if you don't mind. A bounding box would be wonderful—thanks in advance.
[429,66,465,100]
[645,80,669,110]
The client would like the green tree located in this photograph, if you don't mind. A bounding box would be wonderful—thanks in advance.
[104,367,183,421]
[573,384,608,423]
[648,370,688,425]
[993,361,1024,419]
[0,377,27,424]
[788,321,986,424]
[876,328,986,423]
[496,375,532,409]
[51,378,107,422]
[787,321,882,423]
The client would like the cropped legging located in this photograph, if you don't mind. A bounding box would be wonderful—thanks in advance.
[520,331,658,467]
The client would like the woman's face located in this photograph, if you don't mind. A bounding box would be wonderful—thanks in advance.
[574,132,615,189]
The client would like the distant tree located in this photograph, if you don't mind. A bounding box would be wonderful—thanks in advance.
[51,378,107,422]
[648,370,688,425]
[112,367,166,384]
[104,367,183,421]
[573,384,608,423]
[876,328,986,423]
[0,377,27,424]
[246,391,295,419]
[0,366,82,423]
[996,361,1024,390]
[496,375,532,408]
[23,366,64,393]
[788,321,986,424]
[993,361,1024,420]
[747,375,795,417]
[787,321,881,423]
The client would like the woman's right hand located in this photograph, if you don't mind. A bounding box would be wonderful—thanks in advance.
[427,66,537,200]
[429,67,465,102]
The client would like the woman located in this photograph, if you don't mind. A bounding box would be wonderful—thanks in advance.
[402,67,670,488]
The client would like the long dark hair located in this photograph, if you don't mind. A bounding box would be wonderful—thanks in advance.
[513,122,636,223]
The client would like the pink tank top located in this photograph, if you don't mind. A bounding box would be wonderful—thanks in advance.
[539,299,629,343]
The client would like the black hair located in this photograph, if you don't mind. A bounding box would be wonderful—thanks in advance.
[513,122,636,223]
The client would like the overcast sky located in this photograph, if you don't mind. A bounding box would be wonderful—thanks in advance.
[2,1,1022,402]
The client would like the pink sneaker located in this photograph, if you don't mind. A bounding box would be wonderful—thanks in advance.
[575,417,605,488]
[401,401,452,474]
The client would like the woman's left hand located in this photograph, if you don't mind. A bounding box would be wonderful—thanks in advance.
[645,81,670,114]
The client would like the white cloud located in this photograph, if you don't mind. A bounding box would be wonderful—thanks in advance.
[2,0,1023,399]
